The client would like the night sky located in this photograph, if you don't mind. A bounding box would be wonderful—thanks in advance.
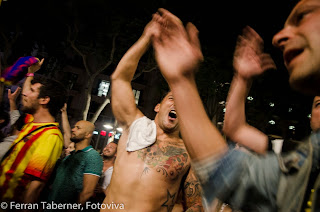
[0,0,313,140]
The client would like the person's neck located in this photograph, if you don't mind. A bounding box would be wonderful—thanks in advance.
[32,109,55,123]
[103,157,115,171]
[103,157,115,166]
[75,140,90,151]
[156,123,180,141]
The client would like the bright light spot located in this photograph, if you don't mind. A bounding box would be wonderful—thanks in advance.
[247,96,253,101]
[223,108,226,113]
[116,127,123,132]
[269,120,275,125]
[308,114,312,118]
[104,124,113,129]
[93,131,99,135]
[288,108,293,112]
[219,101,225,105]
[217,122,223,125]
[115,133,121,139]
[269,102,275,107]
[98,80,110,97]
[289,126,295,130]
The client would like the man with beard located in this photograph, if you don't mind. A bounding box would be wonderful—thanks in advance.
[0,59,66,204]
[45,120,103,209]
[101,141,117,194]
[102,18,203,212]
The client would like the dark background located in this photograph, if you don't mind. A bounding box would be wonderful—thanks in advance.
[0,0,313,141]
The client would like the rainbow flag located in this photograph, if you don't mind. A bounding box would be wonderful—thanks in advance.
[0,56,39,85]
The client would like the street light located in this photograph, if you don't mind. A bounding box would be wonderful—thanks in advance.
[104,124,113,129]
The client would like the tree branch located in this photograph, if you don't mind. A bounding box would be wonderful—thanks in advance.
[93,33,118,78]
[132,65,158,80]
[67,24,91,76]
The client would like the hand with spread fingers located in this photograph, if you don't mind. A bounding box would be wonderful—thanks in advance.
[151,8,203,83]
[233,26,276,80]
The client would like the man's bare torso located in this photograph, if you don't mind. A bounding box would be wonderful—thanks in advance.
[103,132,191,212]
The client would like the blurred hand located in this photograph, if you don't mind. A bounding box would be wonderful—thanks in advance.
[151,8,203,83]
[233,26,276,80]
[61,103,67,113]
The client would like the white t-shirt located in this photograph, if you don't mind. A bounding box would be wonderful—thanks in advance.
[102,166,114,190]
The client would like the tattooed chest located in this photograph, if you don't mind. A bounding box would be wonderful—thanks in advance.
[137,144,190,180]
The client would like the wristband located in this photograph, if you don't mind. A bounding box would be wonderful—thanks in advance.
[26,73,34,77]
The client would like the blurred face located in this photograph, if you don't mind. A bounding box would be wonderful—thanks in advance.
[311,96,320,132]
[71,121,90,143]
[272,0,320,95]
[154,92,179,133]
[103,142,117,158]
[65,142,75,156]
[21,83,42,114]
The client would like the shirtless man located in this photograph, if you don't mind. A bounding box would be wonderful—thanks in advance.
[101,19,203,212]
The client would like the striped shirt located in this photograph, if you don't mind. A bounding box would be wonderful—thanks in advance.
[0,117,63,201]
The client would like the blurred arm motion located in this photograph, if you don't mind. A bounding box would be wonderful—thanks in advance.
[223,26,276,154]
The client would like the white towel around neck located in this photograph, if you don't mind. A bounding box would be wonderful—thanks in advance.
[126,116,157,152]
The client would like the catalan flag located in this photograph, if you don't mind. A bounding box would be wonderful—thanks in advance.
[0,56,39,85]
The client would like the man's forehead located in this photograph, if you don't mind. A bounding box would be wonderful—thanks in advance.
[31,83,42,91]
[314,96,320,103]
[286,0,320,25]
[75,121,85,127]
[108,142,117,147]
[164,92,173,99]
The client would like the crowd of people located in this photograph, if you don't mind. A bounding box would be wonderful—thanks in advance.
[1,0,320,211]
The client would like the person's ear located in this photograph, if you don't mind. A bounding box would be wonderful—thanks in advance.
[85,132,93,139]
[39,96,50,105]
[154,103,160,112]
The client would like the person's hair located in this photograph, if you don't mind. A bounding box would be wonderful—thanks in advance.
[159,89,171,104]
[31,75,67,117]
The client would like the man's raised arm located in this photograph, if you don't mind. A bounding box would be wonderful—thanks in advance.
[151,9,227,161]
[22,58,44,95]
[111,20,157,129]
[223,26,276,154]
[61,103,72,148]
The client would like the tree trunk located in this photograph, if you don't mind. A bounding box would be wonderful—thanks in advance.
[90,97,110,123]
[82,78,94,120]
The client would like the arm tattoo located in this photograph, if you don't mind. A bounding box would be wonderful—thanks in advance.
[182,169,203,211]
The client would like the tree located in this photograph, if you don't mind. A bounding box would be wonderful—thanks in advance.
[67,24,117,122]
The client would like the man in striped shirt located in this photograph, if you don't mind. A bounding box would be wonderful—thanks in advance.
[0,59,67,205]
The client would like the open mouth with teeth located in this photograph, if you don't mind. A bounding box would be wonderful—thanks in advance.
[168,110,177,120]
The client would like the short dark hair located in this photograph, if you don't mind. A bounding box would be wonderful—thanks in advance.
[32,75,67,117]
[159,90,171,104]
